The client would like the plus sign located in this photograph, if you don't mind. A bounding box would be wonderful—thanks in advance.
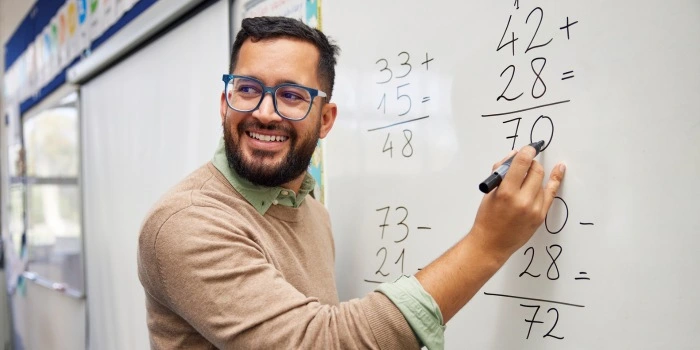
[560,16,579,40]
[421,52,434,71]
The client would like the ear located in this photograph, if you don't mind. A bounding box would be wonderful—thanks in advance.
[319,102,337,139]
[220,92,229,124]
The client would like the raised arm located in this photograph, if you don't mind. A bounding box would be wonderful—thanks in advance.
[416,144,566,323]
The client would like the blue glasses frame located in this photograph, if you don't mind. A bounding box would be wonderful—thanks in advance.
[222,74,327,121]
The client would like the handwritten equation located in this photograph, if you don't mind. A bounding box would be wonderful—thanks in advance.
[482,1,592,341]
[364,206,431,284]
[368,51,436,158]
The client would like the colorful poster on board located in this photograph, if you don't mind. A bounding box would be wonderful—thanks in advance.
[304,1,325,204]
[2,0,154,119]
[57,5,69,70]
[305,0,320,29]
[40,29,52,86]
[101,0,117,36]
[50,19,59,75]
[88,0,102,41]
[244,0,305,19]
[67,0,78,62]
[25,43,37,97]
[34,35,45,88]
[77,0,90,57]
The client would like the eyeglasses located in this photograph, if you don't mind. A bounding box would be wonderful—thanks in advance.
[222,74,327,121]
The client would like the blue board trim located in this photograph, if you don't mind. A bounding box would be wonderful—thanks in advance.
[4,0,64,71]
[4,0,159,115]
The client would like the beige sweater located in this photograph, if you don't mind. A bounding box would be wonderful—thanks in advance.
[138,163,419,349]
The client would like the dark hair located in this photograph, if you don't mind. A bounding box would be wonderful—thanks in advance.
[229,16,340,101]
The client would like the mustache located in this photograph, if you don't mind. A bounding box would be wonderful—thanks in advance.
[239,119,293,134]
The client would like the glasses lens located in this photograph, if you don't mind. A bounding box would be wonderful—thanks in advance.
[227,77,263,112]
[275,85,313,120]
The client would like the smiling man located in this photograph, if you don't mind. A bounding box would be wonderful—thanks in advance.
[221,36,335,192]
[137,16,565,349]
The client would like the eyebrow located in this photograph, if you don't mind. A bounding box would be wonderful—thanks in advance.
[241,74,301,87]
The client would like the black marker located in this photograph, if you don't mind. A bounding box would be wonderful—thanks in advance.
[479,140,545,194]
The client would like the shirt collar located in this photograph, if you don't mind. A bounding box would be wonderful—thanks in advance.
[211,138,316,215]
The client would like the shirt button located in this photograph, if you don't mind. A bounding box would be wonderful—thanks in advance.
[272,199,279,205]
[281,190,289,196]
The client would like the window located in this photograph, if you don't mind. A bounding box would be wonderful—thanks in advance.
[21,92,84,295]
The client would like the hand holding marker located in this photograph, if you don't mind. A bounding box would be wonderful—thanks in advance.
[479,140,546,194]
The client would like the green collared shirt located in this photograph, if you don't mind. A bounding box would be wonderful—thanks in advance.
[211,138,445,349]
[211,138,316,215]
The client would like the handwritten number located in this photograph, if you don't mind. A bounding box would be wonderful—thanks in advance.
[394,248,405,274]
[520,304,543,339]
[376,206,390,238]
[545,196,568,234]
[546,244,562,280]
[497,15,518,56]
[504,117,522,150]
[529,115,555,153]
[377,93,386,114]
[544,308,565,340]
[382,134,393,158]
[375,247,389,276]
[396,52,412,78]
[525,7,553,53]
[521,304,565,339]
[498,65,523,101]
[383,132,413,158]
[394,206,409,243]
[396,83,412,116]
[519,246,541,278]
[375,58,392,84]
[402,130,414,157]
[531,57,547,99]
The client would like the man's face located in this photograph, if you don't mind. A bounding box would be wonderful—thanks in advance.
[220,38,336,188]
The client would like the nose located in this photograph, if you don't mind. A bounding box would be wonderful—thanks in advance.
[251,92,283,124]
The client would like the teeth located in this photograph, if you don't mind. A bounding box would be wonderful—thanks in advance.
[249,132,288,142]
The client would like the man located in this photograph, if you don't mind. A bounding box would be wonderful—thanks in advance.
[138,16,565,349]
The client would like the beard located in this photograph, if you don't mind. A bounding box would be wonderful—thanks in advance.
[223,116,320,187]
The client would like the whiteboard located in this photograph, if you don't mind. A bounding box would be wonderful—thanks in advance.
[80,1,228,349]
[323,1,700,349]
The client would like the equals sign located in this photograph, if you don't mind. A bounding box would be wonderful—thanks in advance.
[562,70,575,80]
[422,96,430,103]
[575,272,590,280]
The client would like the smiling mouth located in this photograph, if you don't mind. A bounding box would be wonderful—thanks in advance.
[247,131,289,142]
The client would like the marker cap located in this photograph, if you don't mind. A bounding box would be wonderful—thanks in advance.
[479,173,502,194]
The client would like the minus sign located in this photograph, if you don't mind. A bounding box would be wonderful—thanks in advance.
[417,227,432,230]
[364,280,383,284]
[580,222,594,225]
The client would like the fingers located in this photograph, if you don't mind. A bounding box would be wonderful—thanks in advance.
[492,150,518,172]
[540,163,567,217]
[521,159,545,199]
[500,144,537,193]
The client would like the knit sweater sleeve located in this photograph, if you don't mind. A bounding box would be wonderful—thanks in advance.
[138,202,420,349]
